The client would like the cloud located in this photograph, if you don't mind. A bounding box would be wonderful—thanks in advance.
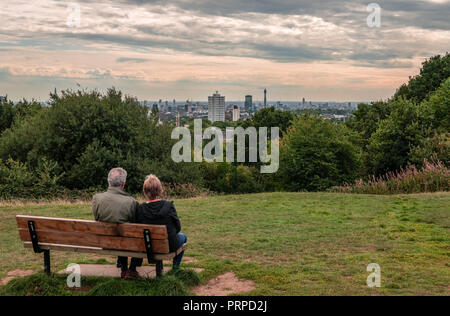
[119,0,450,30]
[2,1,449,64]
[116,57,150,63]
[0,0,449,101]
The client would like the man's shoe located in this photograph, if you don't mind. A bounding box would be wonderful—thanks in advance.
[124,269,140,280]
[121,270,127,279]
[172,264,180,271]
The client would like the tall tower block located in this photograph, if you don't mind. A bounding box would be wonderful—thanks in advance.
[264,88,267,108]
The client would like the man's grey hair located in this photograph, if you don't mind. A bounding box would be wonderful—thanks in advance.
[108,168,127,188]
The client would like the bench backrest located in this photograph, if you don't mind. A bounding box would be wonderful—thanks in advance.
[16,215,170,254]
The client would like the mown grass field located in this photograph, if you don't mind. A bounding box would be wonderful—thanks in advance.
[0,192,449,296]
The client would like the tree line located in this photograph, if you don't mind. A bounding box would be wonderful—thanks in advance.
[0,53,448,199]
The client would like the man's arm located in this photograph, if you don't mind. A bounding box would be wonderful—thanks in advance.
[128,199,138,223]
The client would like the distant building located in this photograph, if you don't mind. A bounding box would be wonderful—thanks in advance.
[152,103,159,111]
[232,105,241,122]
[0,96,6,103]
[208,91,225,122]
[185,100,192,113]
[245,95,253,110]
[264,89,267,108]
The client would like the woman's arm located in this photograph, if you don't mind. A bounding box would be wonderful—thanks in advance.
[169,202,181,233]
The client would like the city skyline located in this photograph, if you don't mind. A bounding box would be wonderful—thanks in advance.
[1,1,449,102]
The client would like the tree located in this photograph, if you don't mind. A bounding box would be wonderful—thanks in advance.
[420,78,450,132]
[367,98,427,175]
[279,114,362,191]
[409,133,449,167]
[409,78,450,166]
[0,97,42,134]
[394,53,450,102]
[0,88,203,192]
[346,101,392,148]
[368,78,450,174]
[242,107,294,133]
[0,97,14,134]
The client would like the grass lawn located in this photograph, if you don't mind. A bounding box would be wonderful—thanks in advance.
[0,192,449,296]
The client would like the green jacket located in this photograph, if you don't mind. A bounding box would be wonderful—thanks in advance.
[92,187,138,224]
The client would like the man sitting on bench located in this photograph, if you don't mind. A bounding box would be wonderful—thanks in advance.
[92,167,140,279]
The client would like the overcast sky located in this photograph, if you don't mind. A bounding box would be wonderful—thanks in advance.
[0,0,449,102]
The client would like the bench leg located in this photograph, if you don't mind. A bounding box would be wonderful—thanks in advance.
[156,261,163,277]
[43,250,51,274]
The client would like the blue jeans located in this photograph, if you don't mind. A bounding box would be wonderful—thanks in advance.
[173,233,187,268]
[126,233,187,271]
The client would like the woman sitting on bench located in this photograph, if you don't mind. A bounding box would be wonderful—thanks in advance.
[133,174,187,271]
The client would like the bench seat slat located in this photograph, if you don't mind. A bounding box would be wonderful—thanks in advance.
[18,228,170,253]
[16,216,168,239]
[23,242,187,261]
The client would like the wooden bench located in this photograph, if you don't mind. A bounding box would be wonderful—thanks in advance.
[16,215,187,277]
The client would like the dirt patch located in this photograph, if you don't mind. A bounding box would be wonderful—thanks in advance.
[193,272,255,296]
[181,256,199,264]
[1,269,34,285]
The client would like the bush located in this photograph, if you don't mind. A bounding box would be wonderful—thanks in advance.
[0,158,101,201]
[367,98,425,175]
[0,89,204,195]
[0,158,64,199]
[409,133,450,168]
[161,182,209,199]
[367,78,450,176]
[200,162,264,194]
[332,160,449,195]
[279,114,362,191]
[0,97,42,134]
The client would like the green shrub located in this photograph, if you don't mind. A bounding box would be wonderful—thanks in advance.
[0,89,204,195]
[367,98,425,175]
[200,162,264,194]
[0,158,64,199]
[409,133,450,167]
[279,114,362,191]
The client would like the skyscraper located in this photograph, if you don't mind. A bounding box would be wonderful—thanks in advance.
[264,89,267,108]
[208,91,225,122]
[245,95,253,110]
[232,105,241,122]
